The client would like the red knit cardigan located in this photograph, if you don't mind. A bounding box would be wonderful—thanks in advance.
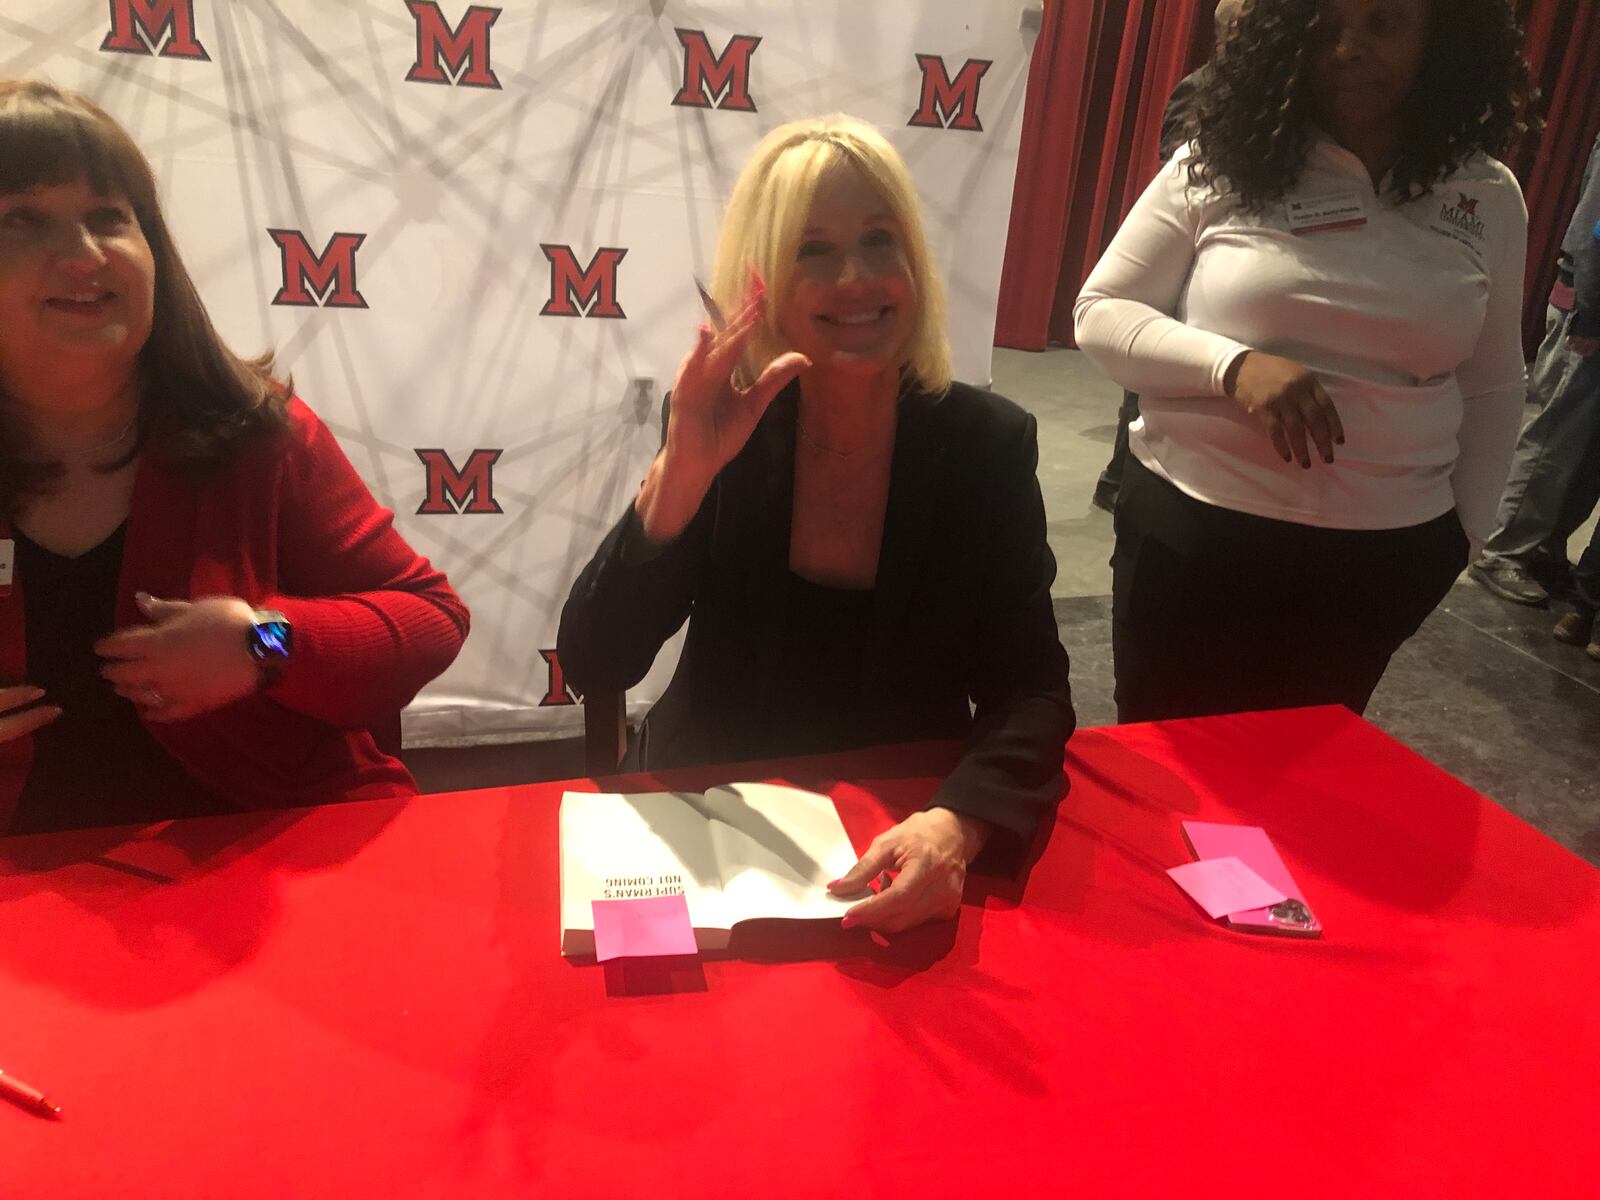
[0,397,469,830]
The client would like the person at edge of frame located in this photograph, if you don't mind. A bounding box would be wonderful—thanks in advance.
[0,81,469,837]
[1468,131,1600,610]
[1549,212,1600,663]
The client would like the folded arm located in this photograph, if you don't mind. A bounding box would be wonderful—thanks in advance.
[262,409,470,727]
[1073,154,1251,397]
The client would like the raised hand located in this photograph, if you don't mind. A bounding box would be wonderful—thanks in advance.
[636,274,811,542]
[1224,350,1346,469]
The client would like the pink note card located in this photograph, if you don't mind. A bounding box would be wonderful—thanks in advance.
[1166,856,1288,920]
[591,894,698,962]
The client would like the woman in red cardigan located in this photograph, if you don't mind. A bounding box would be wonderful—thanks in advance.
[0,81,469,835]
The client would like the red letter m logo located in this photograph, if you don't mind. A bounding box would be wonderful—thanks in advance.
[100,0,209,60]
[404,1,501,89]
[415,449,504,515]
[538,649,579,706]
[268,230,369,309]
[539,245,628,319]
[908,55,992,132]
[672,29,761,112]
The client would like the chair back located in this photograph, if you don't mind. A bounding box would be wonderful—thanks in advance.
[583,690,627,776]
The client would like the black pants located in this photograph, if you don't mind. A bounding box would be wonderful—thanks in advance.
[1095,390,1141,502]
[1111,457,1469,723]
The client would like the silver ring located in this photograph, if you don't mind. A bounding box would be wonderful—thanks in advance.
[140,687,167,708]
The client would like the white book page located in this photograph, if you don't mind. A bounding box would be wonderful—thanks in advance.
[558,791,728,954]
[702,784,859,924]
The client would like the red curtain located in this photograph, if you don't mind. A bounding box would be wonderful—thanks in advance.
[997,0,1600,355]
[1510,0,1600,349]
[996,0,1212,349]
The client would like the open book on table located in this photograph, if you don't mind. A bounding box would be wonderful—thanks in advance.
[559,783,861,956]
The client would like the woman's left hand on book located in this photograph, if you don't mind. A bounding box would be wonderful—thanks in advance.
[828,809,989,934]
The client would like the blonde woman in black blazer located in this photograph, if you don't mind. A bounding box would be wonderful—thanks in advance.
[559,116,1074,934]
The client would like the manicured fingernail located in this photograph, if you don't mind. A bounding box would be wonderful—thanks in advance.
[840,915,857,930]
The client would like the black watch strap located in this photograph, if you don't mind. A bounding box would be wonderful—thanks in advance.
[246,609,292,687]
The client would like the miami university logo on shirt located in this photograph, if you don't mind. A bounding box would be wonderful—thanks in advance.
[414,448,504,515]
[907,55,992,131]
[100,0,209,60]
[672,29,761,112]
[538,649,579,706]
[404,1,501,89]
[539,245,628,318]
[1437,192,1487,241]
[268,230,369,309]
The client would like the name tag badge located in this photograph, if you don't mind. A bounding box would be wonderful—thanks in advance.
[0,538,13,595]
[1285,190,1368,236]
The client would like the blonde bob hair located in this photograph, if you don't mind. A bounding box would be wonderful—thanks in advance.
[710,115,952,396]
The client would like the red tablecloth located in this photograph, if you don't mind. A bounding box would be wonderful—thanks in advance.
[1,706,1596,1199]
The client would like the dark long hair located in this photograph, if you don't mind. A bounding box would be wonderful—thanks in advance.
[0,80,288,520]
[1185,0,1534,212]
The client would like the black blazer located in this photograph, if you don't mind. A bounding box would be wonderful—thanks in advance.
[557,380,1075,858]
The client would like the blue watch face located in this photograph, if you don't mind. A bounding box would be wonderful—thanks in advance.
[252,619,292,661]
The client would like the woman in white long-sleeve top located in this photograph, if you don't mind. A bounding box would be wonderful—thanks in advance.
[1073,0,1532,722]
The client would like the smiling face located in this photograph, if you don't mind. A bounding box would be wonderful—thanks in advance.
[1310,0,1431,138]
[0,177,154,402]
[774,161,918,381]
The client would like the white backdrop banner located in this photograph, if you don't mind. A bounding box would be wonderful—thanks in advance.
[0,1,1039,743]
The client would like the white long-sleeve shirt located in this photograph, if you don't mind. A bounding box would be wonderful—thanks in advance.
[1074,138,1528,546]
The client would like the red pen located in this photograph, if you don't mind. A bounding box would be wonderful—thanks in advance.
[0,1066,62,1120]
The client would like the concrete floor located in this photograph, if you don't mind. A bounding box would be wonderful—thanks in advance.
[408,347,1600,867]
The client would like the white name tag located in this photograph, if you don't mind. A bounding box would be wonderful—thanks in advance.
[0,538,13,589]
[1284,190,1368,235]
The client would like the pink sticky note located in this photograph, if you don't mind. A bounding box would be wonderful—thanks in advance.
[1182,822,1302,900]
[1166,856,1288,920]
[590,894,698,962]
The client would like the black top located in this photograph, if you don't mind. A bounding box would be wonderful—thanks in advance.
[557,380,1076,863]
[762,571,876,761]
[6,525,215,836]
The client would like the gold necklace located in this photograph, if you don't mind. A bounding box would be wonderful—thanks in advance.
[796,422,856,459]
[44,412,140,460]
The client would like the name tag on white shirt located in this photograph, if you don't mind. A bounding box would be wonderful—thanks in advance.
[1284,190,1367,236]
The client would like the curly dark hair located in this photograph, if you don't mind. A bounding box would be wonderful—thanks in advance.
[1184,0,1534,212]
[0,80,288,520]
